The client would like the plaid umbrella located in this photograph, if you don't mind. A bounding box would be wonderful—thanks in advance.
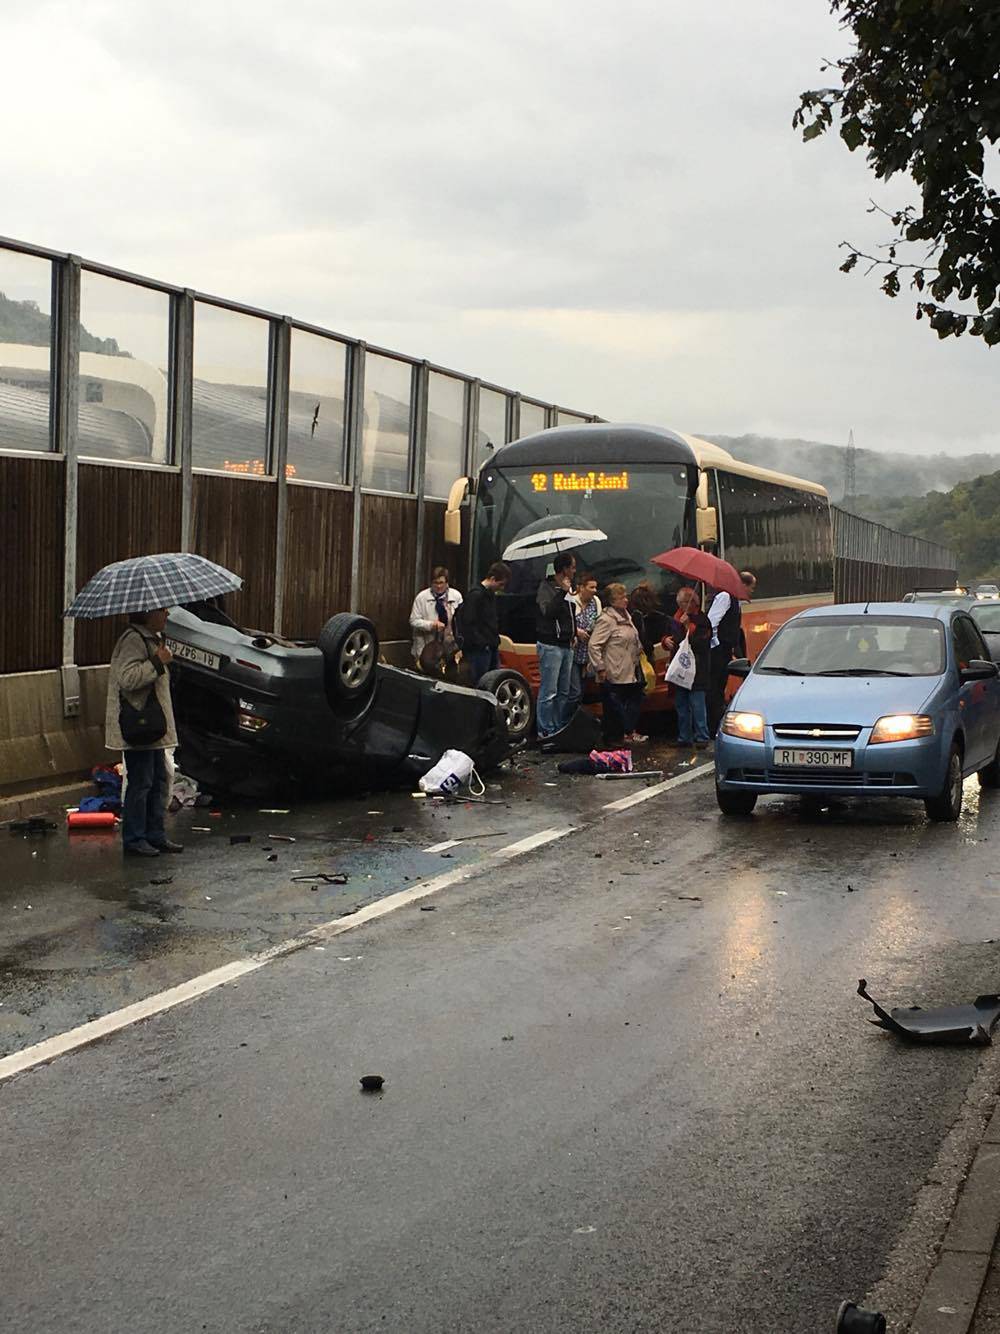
[65,553,242,619]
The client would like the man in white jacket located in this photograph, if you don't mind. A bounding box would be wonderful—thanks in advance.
[410,566,463,668]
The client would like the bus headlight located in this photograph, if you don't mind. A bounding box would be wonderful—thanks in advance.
[721,711,765,742]
[870,714,933,744]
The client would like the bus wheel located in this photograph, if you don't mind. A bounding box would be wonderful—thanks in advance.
[477,669,535,744]
[716,785,757,816]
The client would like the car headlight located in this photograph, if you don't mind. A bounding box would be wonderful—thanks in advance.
[721,711,765,742]
[870,714,934,744]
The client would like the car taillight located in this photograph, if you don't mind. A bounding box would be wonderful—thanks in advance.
[236,659,263,671]
[238,711,269,732]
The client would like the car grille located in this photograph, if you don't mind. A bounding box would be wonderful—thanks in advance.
[771,724,862,741]
[726,767,917,788]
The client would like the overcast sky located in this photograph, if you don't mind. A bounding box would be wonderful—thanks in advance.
[6,0,998,457]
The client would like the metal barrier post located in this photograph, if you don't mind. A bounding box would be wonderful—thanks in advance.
[173,290,194,551]
[412,361,429,593]
[271,319,291,634]
[347,342,366,613]
[54,255,81,716]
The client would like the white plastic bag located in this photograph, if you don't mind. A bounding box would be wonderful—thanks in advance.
[418,749,482,796]
[665,639,696,691]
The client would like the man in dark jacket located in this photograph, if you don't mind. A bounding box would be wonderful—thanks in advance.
[459,561,510,683]
[535,552,576,736]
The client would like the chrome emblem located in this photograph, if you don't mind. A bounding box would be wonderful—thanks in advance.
[810,729,822,737]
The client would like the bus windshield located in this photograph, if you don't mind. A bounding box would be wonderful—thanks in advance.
[473,463,692,596]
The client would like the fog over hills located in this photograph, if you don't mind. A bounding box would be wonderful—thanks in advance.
[703,433,999,502]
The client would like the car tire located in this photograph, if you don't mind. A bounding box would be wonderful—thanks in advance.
[979,738,1000,789]
[318,613,379,703]
[925,744,963,822]
[716,784,757,816]
[476,669,535,744]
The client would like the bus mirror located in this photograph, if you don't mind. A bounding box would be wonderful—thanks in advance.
[444,509,462,545]
[445,476,470,545]
[696,473,710,509]
[696,506,718,545]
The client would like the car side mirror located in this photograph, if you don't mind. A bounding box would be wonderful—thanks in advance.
[728,657,751,679]
[960,659,999,682]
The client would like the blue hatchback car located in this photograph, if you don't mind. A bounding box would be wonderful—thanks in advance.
[714,602,1000,821]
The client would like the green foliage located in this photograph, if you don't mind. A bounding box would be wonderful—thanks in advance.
[795,1,1000,344]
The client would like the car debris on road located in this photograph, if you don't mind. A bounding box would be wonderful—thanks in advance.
[857,978,1000,1045]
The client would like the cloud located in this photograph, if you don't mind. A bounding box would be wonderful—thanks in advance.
[3,0,996,457]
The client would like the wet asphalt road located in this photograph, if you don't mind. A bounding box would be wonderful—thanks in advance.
[5,750,1000,1332]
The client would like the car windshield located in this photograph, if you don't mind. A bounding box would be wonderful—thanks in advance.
[755,616,946,677]
[972,603,1000,632]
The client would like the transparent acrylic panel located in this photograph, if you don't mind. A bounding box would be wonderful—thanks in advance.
[473,386,508,473]
[78,271,171,464]
[0,248,53,452]
[288,329,346,484]
[424,372,466,498]
[518,400,547,438]
[557,411,589,427]
[192,302,269,473]
[361,353,412,491]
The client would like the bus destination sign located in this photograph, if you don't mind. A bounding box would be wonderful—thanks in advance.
[530,469,629,493]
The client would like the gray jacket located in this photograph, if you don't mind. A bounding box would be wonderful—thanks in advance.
[105,624,177,752]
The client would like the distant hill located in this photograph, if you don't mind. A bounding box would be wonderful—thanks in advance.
[702,432,998,502]
[0,291,129,356]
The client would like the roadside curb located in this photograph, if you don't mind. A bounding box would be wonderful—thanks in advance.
[0,781,89,821]
[910,1102,1000,1332]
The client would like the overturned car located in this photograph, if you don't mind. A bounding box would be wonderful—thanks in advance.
[165,605,534,797]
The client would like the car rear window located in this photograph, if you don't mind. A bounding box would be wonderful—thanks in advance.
[972,603,1000,633]
[756,616,945,677]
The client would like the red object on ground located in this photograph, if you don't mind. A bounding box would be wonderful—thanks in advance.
[649,546,750,600]
[67,810,117,829]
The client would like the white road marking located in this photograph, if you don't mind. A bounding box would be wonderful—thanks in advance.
[601,761,713,812]
[0,825,574,1085]
[1,766,717,1083]
[423,839,462,853]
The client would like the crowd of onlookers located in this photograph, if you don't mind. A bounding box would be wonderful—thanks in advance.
[410,560,757,750]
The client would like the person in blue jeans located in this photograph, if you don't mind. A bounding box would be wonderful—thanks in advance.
[105,608,184,857]
[535,552,576,736]
[665,587,712,750]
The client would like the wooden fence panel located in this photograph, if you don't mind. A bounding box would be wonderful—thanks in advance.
[282,484,353,639]
[191,474,276,631]
[0,456,64,673]
[75,464,183,666]
[359,494,418,640]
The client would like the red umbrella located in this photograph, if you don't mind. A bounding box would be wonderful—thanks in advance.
[649,546,750,600]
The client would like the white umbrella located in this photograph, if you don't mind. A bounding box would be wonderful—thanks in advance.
[502,514,608,562]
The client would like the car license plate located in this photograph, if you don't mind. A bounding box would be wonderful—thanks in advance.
[773,748,853,768]
[166,638,221,671]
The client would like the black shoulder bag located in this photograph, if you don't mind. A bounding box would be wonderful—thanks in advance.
[118,630,167,747]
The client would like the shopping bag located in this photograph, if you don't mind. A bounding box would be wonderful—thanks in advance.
[665,640,696,691]
[638,651,656,693]
[418,749,483,796]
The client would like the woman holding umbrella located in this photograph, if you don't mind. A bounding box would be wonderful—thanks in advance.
[66,551,242,858]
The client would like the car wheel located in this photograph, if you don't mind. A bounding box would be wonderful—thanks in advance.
[979,738,1000,789]
[716,784,757,816]
[925,745,963,822]
[318,613,379,702]
[476,669,535,744]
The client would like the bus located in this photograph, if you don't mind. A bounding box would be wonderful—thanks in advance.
[445,422,833,698]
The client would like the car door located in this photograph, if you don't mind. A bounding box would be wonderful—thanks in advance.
[964,613,1000,765]
[953,613,993,770]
